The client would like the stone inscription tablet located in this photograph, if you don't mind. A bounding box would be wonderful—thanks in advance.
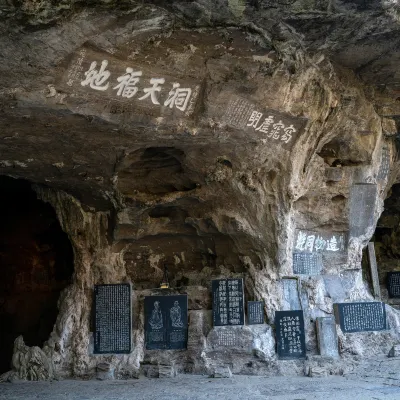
[334,302,387,333]
[94,283,132,354]
[212,278,244,326]
[144,294,188,350]
[294,230,347,254]
[275,310,306,359]
[349,184,377,238]
[316,317,339,358]
[293,253,323,275]
[387,272,400,298]
[247,301,264,325]
[377,146,390,181]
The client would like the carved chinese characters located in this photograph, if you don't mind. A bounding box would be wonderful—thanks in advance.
[144,295,188,350]
[213,94,308,150]
[93,284,132,354]
[334,302,387,333]
[275,311,306,359]
[212,279,244,326]
[294,230,347,254]
[60,47,201,122]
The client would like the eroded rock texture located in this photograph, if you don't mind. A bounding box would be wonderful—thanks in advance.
[0,0,399,379]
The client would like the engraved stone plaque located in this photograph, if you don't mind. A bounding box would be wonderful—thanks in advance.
[334,302,387,333]
[247,301,264,325]
[349,184,377,238]
[316,317,339,358]
[293,253,323,275]
[93,283,132,354]
[275,310,306,359]
[144,294,188,350]
[212,278,244,326]
[387,272,400,298]
[282,279,302,311]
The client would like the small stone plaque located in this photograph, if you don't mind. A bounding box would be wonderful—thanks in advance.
[316,317,339,358]
[282,279,302,311]
[334,302,387,333]
[144,294,188,350]
[387,272,400,298]
[293,253,323,275]
[212,278,244,326]
[247,301,264,325]
[294,229,347,254]
[349,184,377,238]
[275,310,306,360]
[93,283,132,354]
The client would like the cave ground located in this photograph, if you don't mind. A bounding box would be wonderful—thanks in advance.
[2,375,400,400]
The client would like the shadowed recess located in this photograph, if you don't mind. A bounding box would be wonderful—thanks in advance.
[0,176,74,374]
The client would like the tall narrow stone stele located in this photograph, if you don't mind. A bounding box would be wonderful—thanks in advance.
[316,317,339,358]
[367,242,381,300]
[282,278,302,310]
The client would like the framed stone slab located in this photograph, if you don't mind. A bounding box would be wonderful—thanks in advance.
[247,301,264,325]
[275,310,306,360]
[293,229,347,254]
[282,278,302,311]
[334,302,387,333]
[387,272,400,298]
[93,283,132,354]
[316,317,339,358]
[144,294,188,350]
[212,278,244,326]
[349,184,377,238]
[293,253,323,275]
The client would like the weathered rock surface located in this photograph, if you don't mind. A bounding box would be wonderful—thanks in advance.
[0,0,399,381]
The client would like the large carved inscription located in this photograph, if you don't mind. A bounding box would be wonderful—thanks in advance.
[294,229,347,254]
[60,47,201,122]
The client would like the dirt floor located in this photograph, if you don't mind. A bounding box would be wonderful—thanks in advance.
[1,375,400,400]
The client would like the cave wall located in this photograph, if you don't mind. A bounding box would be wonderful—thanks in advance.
[0,1,399,380]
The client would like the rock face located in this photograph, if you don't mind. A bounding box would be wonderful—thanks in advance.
[0,0,399,380]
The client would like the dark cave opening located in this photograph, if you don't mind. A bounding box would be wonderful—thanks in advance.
[0,176,74,374]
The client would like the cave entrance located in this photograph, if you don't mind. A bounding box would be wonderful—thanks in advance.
[365,183,400,303]
[0,176,74,374]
